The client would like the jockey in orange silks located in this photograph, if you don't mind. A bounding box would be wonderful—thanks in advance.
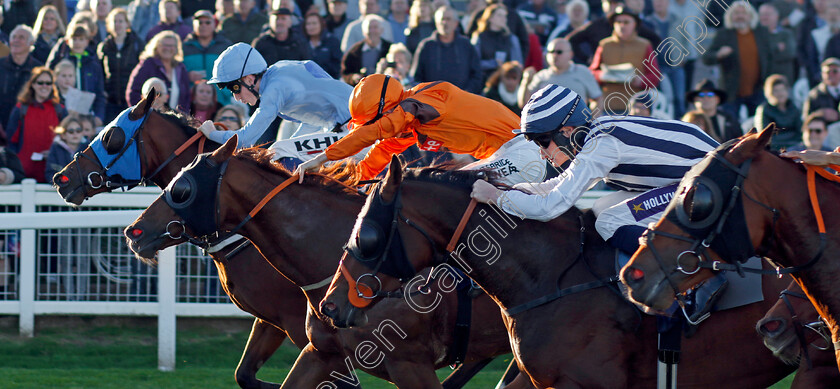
[294,74,545,184]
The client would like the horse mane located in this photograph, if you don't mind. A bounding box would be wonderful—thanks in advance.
[232,147,362,196]
[402,162,495,189]
[155,109,199,135]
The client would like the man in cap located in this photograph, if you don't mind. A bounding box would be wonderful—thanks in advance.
[252,8,311,66]
[803,57,840,124]
[183,10,233,103]
[687,79,741,142]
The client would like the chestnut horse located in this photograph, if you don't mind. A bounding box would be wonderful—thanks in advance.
[620,124,840,371]
[320,156,805,388]
[757,281,838,386]
[49,92,482,388]
[124,137,531,389]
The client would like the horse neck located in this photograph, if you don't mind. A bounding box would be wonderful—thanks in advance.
[144,115,200,187]
[402,181,598,311]
[223,160,363,302]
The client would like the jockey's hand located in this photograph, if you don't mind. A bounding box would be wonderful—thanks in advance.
[198,120,218,138]
[294,152,329,183]
[471,179,502,204]
[780,149,840,166]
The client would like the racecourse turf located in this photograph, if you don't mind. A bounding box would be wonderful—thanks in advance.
[0,316,794,388]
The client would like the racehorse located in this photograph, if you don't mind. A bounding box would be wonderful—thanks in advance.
[619,124,840,371]
[319,156,803,388]
[123,137,531,389]
[49,91,484,388]
[756,281,839,387]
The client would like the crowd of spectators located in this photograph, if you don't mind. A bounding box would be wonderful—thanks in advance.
[1,0,840,185]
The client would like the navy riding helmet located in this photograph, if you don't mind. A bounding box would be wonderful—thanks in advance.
[516,85,592,159]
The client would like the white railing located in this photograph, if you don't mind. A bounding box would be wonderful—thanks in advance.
[0,180,612,371]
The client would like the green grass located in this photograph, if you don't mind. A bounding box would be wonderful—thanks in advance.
[0,316,794,388]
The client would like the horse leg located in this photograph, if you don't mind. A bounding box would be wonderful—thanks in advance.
[235,318,286,389]
[281,343,361,389]
[440,358,495,389]
[384,362,443,389]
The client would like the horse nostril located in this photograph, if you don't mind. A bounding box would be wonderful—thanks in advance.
[760,319,783,336]
[54,174,70,186]
[320,301,337,315]
[129,228,143,239]
[628,267,645,281]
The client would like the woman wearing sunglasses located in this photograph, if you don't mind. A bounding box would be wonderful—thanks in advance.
[201,42,354,148]
[294,73,544,184]
[471,84,729,323]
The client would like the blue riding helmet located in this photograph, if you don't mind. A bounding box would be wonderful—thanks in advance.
[516,85,592,158]
[208,43,268,89]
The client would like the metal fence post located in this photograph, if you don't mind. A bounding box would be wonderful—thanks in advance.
[158,246,176,371]
[19,179,36,337]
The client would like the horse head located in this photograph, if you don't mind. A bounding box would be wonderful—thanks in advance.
[619,123,780,311]
[757,280,831,366]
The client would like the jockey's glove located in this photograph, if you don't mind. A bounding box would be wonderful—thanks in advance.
[198,120,219,137]
[471,179,502,204]
[295,152,329,183]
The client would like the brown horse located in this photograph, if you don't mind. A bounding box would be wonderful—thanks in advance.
[124,137,530,389]
[320,156,803,388]
[620,124,840,371]
[757,281,838,387]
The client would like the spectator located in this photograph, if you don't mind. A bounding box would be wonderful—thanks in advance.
[517,0,559,45]
[0,26,43,130]
[253,8,311,66]
[146,0,192,41]
[628,90,653,117]
[53,59,76,105]
[467,0,529,60]
[32,5,66,64]
[69,10,102,50]
[687,79,742,142]
[375,42,413,86]
[91,0,112,42]
[180,0,215,19]
[215,0,236,24]
[759,3,797,84]
[1,0,36,36]
[183,10,232,104]
[303,11,343,79]
[804,2,840,85]
[410,6,482,93]
[126,31,191,111]
[5,67,67,182]
[405,0,434,53]
[566,0,660,65]
[644,0,686,117]
[40,0,70,24]
[342,14,390,85]
[49,25,107,120]
[701,0,771,116]
[325,0,351,42]
[682,110,717,141]
[483,60,522,114]
[789,112,834,151]
[47,11,101,67]
[546,0,588,41]
[141,77,170,110]
[213,104,246,130]
[128,0,161,41]
[220,0,269,44]
[518,38,604,110]
[0,10,8,47]
[189,80,221,122]
[78,114,101,145]
[341,0,394,52]
[98,8,145,120]
[471,4,523,81]
[0,133,25,185]
[803,57,840,124]
[589,7,659,115]
[386,0,409,45]
[755,75,802,151]
[45,115,85,180]
[669,0,703,92]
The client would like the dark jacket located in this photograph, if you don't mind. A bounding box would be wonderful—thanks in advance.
[754,100,802,150]
[1,0,36,35]
[472,29,522,78]
[483,83,520,114]
[342,40,391,84]
[46,40,99,69]
[182,33,232,75]
[252,30,311,66]
[180,0,215,20]
[45,137,75,181]
[97,32,145,107]
[701,27,772,103]
[0,146,25,184]
[0,55,42,129]
[709,109,742,143]
[53,51,107,120]
[466,7,529,59]
[406,22,435,54]
[126,57,192,111]
[32,33,61,64]
[410,33,483,94]
[145,19,193,42]
[309,33,343,79]
[802,82,840,122]
[567,17,661,65]
[220,8,269,44]
[764,27,797,85]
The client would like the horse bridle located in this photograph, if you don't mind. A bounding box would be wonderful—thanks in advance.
[777,288,832,369]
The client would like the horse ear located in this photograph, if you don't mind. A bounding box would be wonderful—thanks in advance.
[210,135,237,162]
[746,127,757,136]
[756,123,774,148]
[381,155,403,202]
[129,87,156,121]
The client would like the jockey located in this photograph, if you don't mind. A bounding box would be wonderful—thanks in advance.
[200,43,354,165]
[471,84,728,322]
[294,74,545,184]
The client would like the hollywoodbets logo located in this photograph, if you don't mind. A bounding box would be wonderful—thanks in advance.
[627,184,678,222]
[294,136,342,154]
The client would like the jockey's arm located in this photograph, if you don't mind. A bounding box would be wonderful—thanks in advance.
[498,136,621,221]
[203,83,285,148]
[357,136,417,180]
[780,148,840,167]
[325,106,413,161]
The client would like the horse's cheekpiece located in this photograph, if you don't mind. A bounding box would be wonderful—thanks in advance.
[90,107,146,182]
[346,188,417,280]
[164,155,228,238]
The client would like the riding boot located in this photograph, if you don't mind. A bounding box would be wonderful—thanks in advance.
[688,273,729,323]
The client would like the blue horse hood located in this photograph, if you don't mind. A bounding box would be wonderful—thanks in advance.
[90,107,146,182]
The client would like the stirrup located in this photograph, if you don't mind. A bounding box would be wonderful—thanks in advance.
[685,277,729,325]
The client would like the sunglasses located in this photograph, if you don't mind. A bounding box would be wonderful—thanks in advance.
[523,132,555,149]
[218,116,239,122]
[697,91,716,98]
[35,81,53,86]
[64,127,83,134]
